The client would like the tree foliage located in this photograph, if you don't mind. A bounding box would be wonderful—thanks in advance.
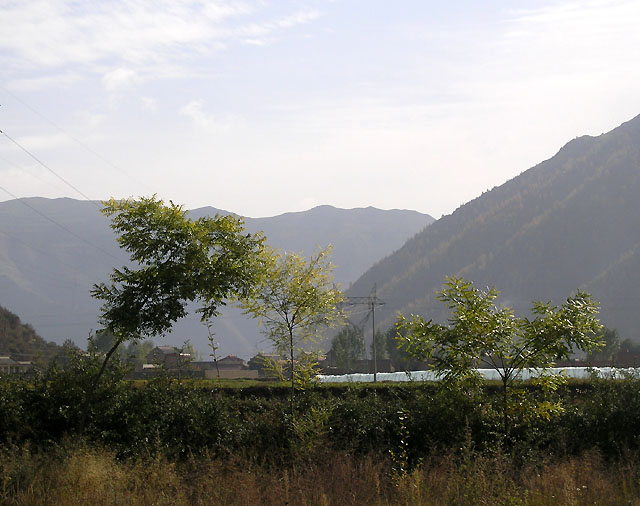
[92,196,264,341]
[384,324,424,371]
[88,329,154,365]
[242,246,344,390]
[587,327,621,362]
[397,276,603,433]
[84,196,264,431]
[398,277,603,383]
[330,327,365,371]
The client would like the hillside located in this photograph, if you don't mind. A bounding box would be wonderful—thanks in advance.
[0,199,432,356]
[200,205,432,286]
[0,305,62,363]
[349,114,640,342]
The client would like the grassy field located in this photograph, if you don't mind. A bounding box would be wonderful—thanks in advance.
[2,442,640,505]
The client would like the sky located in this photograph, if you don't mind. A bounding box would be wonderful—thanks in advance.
[2,0,640,219]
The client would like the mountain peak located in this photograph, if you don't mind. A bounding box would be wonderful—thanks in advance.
[0,198,433,356]
[349,113,640,342]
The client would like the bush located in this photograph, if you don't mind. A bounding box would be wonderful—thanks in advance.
[4,362,640,464]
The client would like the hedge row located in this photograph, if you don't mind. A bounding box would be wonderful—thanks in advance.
[2,356,640,464]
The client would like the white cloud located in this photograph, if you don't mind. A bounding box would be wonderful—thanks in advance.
[4,133,71,152]
[0,1,323,81]
[5,0,639,221]
[242,38,272,46]
[233,9,320,45]
[503,0,640,61]
[102,68,139,92]
[5,72,83,92]
[0,162,71,197]
[277,9,320,29]
[395,0,640,125]
[180,100,226,131]
[141,96,157,112]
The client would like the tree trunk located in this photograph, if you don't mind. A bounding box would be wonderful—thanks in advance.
[289,329,295,425]
[502,377,509,438]
[78,340,122,435]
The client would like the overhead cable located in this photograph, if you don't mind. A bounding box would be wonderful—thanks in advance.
[0,85,147,189]
[0,185,121,262]
[0,128,100,208]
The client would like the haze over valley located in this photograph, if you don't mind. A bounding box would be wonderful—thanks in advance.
[3,114,640,357]
[0,200,432,356]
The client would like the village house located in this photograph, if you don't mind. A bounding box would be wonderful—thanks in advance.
[135,346,259,379]
[145,345,192,368]
[248,352,285,377]
[0,356,35,375]
[192,355,259,379]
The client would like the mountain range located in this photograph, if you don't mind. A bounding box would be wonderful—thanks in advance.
[349,114,640,344]
[0,199,433,357]
[4,113,640,359]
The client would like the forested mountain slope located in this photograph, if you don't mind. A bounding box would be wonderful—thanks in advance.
[349,114,640,341]
[0,305,62,363]
[0,198,432,355]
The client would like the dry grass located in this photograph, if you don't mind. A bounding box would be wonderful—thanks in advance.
[2,444,640,505]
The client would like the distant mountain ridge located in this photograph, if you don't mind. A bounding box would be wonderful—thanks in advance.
[349,114,640,343]
[0,198,433,356]
[229,205,432,286]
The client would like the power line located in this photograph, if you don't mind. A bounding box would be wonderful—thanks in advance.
[0,153,71,194]
[0,185,121,262]
[340,285,385,381]
[0,228,115,273]
[0,86,147,189]
[0,128,101,208]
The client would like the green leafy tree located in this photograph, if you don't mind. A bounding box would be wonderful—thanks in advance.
[90,329,119,355]
[330,326,365,371]
[124,339,155,365]
[385,324,424,371]
[371,329,388,360]
[587,327,620,363]
[89,329,153,364]
[397,276,603,435]
[618,337,640,364]
[85,196,264,432]
[180,339,201,362]
[241,246,344,415]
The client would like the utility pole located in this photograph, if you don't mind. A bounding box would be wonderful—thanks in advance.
[342,285,385,382]
[371,284,378,382]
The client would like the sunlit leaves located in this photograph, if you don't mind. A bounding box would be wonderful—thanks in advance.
[398,276,602,385]
[397,276,603,432]
[92,195,264,341]
[241,245,344,389]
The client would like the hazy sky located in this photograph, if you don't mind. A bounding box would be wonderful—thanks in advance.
[2,0,640,219]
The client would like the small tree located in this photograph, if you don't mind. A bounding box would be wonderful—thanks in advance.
[397,276,603,435]
[371,329,388,361]
[384,324,425,371]
[124,339,155,365]
[587,327,620,363]
[330,326,365,371]
[241,246,344,416]
[88,329,154,366]
[84,196,264,432]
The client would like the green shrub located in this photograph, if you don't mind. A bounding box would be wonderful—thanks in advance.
[4,368,640,464]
